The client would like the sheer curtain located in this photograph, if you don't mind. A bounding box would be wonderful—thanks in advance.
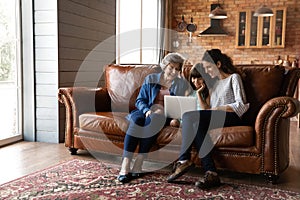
[158,0,173,62]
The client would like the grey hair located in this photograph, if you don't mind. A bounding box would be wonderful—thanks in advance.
[160,52,186,70]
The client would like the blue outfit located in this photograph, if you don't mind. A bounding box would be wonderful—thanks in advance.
[123,71,188,158]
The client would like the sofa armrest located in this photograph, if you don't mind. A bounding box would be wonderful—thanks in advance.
[255,96,300,140]
[256,96,300,130]
[58,87,111,147]
[254,96,300,173]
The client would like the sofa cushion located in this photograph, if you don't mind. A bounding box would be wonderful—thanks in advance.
[79,112,129,136]
[105,64,160,113]
[209,126,254,147]
[157,126,253,147]
[79,112,254,148]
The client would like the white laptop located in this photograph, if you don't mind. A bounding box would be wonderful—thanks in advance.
[164,95,197,119]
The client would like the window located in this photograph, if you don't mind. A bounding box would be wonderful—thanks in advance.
[116,0,161,64]
[0,0,22,145]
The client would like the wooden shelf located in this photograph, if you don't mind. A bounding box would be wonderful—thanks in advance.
[236,7,286,48]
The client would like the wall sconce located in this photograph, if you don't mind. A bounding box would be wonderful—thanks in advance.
[253,5,274,17]
[209,5,227,19]
[172,40,180,48]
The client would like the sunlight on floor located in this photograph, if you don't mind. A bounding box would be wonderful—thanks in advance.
[0,85,18,140]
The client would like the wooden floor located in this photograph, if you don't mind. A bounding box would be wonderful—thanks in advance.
[0,122,299,193]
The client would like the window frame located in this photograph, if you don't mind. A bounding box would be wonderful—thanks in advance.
[116,0,161,64]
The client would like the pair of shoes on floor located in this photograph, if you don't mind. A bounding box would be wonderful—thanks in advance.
[117,174,132,183]
[195,171,221,189]
[117,171,145,183]
[167,160,195,182]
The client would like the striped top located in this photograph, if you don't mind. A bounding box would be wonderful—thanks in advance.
[210,73,249,118]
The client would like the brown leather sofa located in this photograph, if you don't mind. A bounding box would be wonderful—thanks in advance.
[58,64,300,183]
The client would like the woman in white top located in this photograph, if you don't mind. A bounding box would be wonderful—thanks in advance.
[167,49,249,190]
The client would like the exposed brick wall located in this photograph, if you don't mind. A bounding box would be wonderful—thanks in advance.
[172,0,300,65]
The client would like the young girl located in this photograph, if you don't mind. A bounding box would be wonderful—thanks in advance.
[169,63,211,127]
[167,49,249,189]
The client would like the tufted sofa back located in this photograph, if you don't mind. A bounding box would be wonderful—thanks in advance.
[104,64,299,125]
[105,64,161,113]
[237,65,286,125]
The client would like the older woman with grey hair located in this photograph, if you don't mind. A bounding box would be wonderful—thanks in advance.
[117,52,190,183]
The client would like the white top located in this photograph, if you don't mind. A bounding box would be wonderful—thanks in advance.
[210,73,249,118]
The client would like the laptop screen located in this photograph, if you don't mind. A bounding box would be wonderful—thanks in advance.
[164,96,197,119]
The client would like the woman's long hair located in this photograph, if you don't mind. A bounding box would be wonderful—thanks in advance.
[202,49,237,74]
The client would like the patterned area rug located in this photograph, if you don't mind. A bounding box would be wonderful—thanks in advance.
[0,159,299,200]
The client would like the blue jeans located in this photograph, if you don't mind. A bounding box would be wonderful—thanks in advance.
[179,110,243,172]
[123,109,166,159]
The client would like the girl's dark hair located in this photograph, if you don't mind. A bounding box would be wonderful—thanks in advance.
[202,49,237,74]
[189,63,209,100]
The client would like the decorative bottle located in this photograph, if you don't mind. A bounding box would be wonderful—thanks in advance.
[283,55,290,67]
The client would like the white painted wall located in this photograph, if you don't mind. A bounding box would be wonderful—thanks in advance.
[34,0,59,143]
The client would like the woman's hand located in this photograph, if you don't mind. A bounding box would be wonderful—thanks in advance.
[212,105,234,112]
[147,104,164,117]
[153,108,164,115]
[146,108,164,117]
[170,119,180,127]
[145,110,152,118]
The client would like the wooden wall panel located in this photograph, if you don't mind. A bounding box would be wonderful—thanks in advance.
[31,0,116,143]
[58,0,116,142]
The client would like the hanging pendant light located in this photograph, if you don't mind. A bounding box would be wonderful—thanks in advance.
[209,5,227,19]
[253,5,274,17]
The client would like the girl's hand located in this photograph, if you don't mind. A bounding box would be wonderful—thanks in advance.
[197,82,206,94]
